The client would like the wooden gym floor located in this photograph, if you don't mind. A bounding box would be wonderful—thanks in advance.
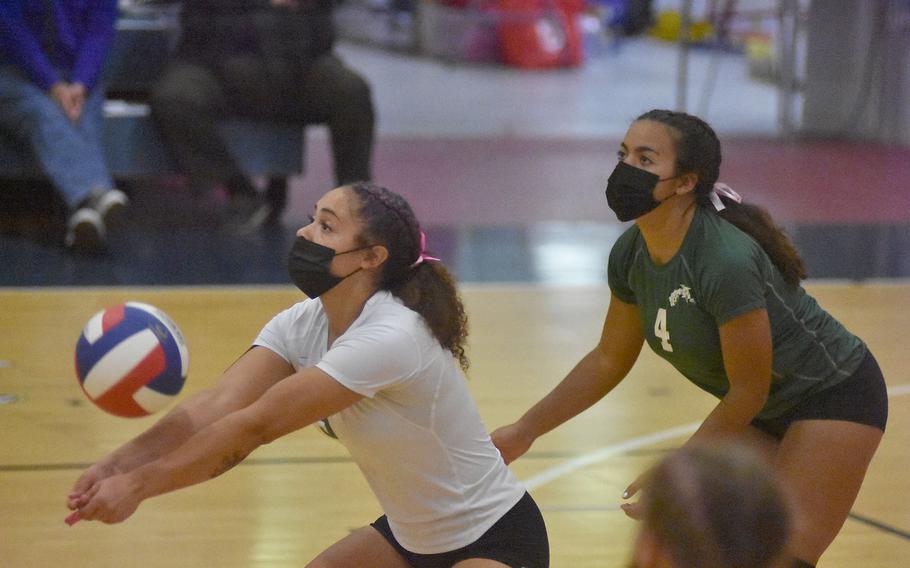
[1,283,907,567]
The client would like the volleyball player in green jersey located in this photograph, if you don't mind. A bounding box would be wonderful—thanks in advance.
[492,110,887,568]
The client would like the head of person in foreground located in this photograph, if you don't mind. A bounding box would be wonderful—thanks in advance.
[632,443,792,568]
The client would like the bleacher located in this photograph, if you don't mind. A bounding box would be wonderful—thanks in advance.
[0,7,305,183]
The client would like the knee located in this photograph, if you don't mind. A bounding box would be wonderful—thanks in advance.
[342,74,374,111]
[312,55,371,107]
[150,86,196,119]
[17,94,64,122]
[149,82,182,117]
[7,96,69,137]
[149,77,216,119]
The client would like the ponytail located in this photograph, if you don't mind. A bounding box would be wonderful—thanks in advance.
[637,109,807,286]
[700,194,807,286]
[348,182,470,370]
[393,262,469,371]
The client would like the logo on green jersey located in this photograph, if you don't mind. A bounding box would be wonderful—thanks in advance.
[669,284,696,307]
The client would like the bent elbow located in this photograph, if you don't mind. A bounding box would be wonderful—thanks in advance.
[725,385,769,424]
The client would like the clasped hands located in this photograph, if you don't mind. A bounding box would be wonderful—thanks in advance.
[49,81,86,122]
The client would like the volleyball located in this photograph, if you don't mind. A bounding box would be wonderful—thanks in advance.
[74,302,189,418]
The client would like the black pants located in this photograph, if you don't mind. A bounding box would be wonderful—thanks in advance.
[149,52,374,187]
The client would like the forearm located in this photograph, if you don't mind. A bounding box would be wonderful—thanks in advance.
[103,389,230,473]
[517,348,626,439]
[688,387,766,445]
[71,0,117,88]
[131,410,265,501]
[694,308,771,444]
[0,8,59,90]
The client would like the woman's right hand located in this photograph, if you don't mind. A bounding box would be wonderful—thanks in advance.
[490,422,535,465]
[68,472,145,525]
[67,460,119,511]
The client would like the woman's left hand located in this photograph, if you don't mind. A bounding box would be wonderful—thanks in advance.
[620,470,648,520]
[68,473,143,525]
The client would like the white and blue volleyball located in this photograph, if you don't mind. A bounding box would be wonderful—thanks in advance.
[75,302,189,418]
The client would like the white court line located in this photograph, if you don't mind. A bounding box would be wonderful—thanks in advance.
[524,422,700,491]
[526,384,910,492]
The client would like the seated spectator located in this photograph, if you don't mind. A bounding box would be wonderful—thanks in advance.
[0,0,129,253]
[632,443,792,568]
[150,0,375,231]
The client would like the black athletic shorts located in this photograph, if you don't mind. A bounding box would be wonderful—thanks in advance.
[751,349,889,440]
[370,492,549,568]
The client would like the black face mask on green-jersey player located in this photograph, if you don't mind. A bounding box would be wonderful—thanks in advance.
[605,161,678,222]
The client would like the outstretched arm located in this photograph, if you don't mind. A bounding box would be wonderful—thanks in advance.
[492,295,645,463]
[71,366,362,524]
[68,347,293,506]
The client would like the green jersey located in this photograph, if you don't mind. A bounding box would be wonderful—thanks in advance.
[608,206,866,419]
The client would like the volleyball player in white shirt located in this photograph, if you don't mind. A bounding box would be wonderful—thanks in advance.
[67,182,549,568]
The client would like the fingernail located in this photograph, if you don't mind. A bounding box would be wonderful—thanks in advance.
[622,491,630,499]
[64,511,82,526]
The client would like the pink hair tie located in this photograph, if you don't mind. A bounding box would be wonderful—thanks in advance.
[709,182,742,211]
[411,231,440,268]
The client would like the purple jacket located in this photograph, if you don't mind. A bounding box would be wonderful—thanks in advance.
[0,0,117,91]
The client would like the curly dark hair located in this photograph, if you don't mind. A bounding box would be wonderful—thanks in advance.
[347,182,470,371]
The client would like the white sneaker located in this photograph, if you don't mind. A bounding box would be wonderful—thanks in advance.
[64,208,105,253]
[89,188,129,228]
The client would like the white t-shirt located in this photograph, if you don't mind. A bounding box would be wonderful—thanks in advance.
[253,291,526,554]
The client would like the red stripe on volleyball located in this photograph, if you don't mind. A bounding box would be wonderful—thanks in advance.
[101,304,126,333]
[92,344,167,418]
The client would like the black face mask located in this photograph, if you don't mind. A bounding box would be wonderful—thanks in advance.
[287,237,373,298]
[605,161,676,222]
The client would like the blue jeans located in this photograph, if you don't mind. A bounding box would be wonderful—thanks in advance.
[0,66,114,210]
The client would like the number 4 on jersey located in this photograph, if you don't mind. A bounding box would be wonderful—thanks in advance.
[654,308,673,352]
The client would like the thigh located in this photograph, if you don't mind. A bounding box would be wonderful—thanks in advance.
[150,59,228,112]
[0,66,44,104]
[737,423,780,463]
[75,84,106,140]
[0,68,64,130]
[286,54,368,123]
[217,54,288,115]
[775,419,883,564]
[307,526,411,568]
[194,51,311,120]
